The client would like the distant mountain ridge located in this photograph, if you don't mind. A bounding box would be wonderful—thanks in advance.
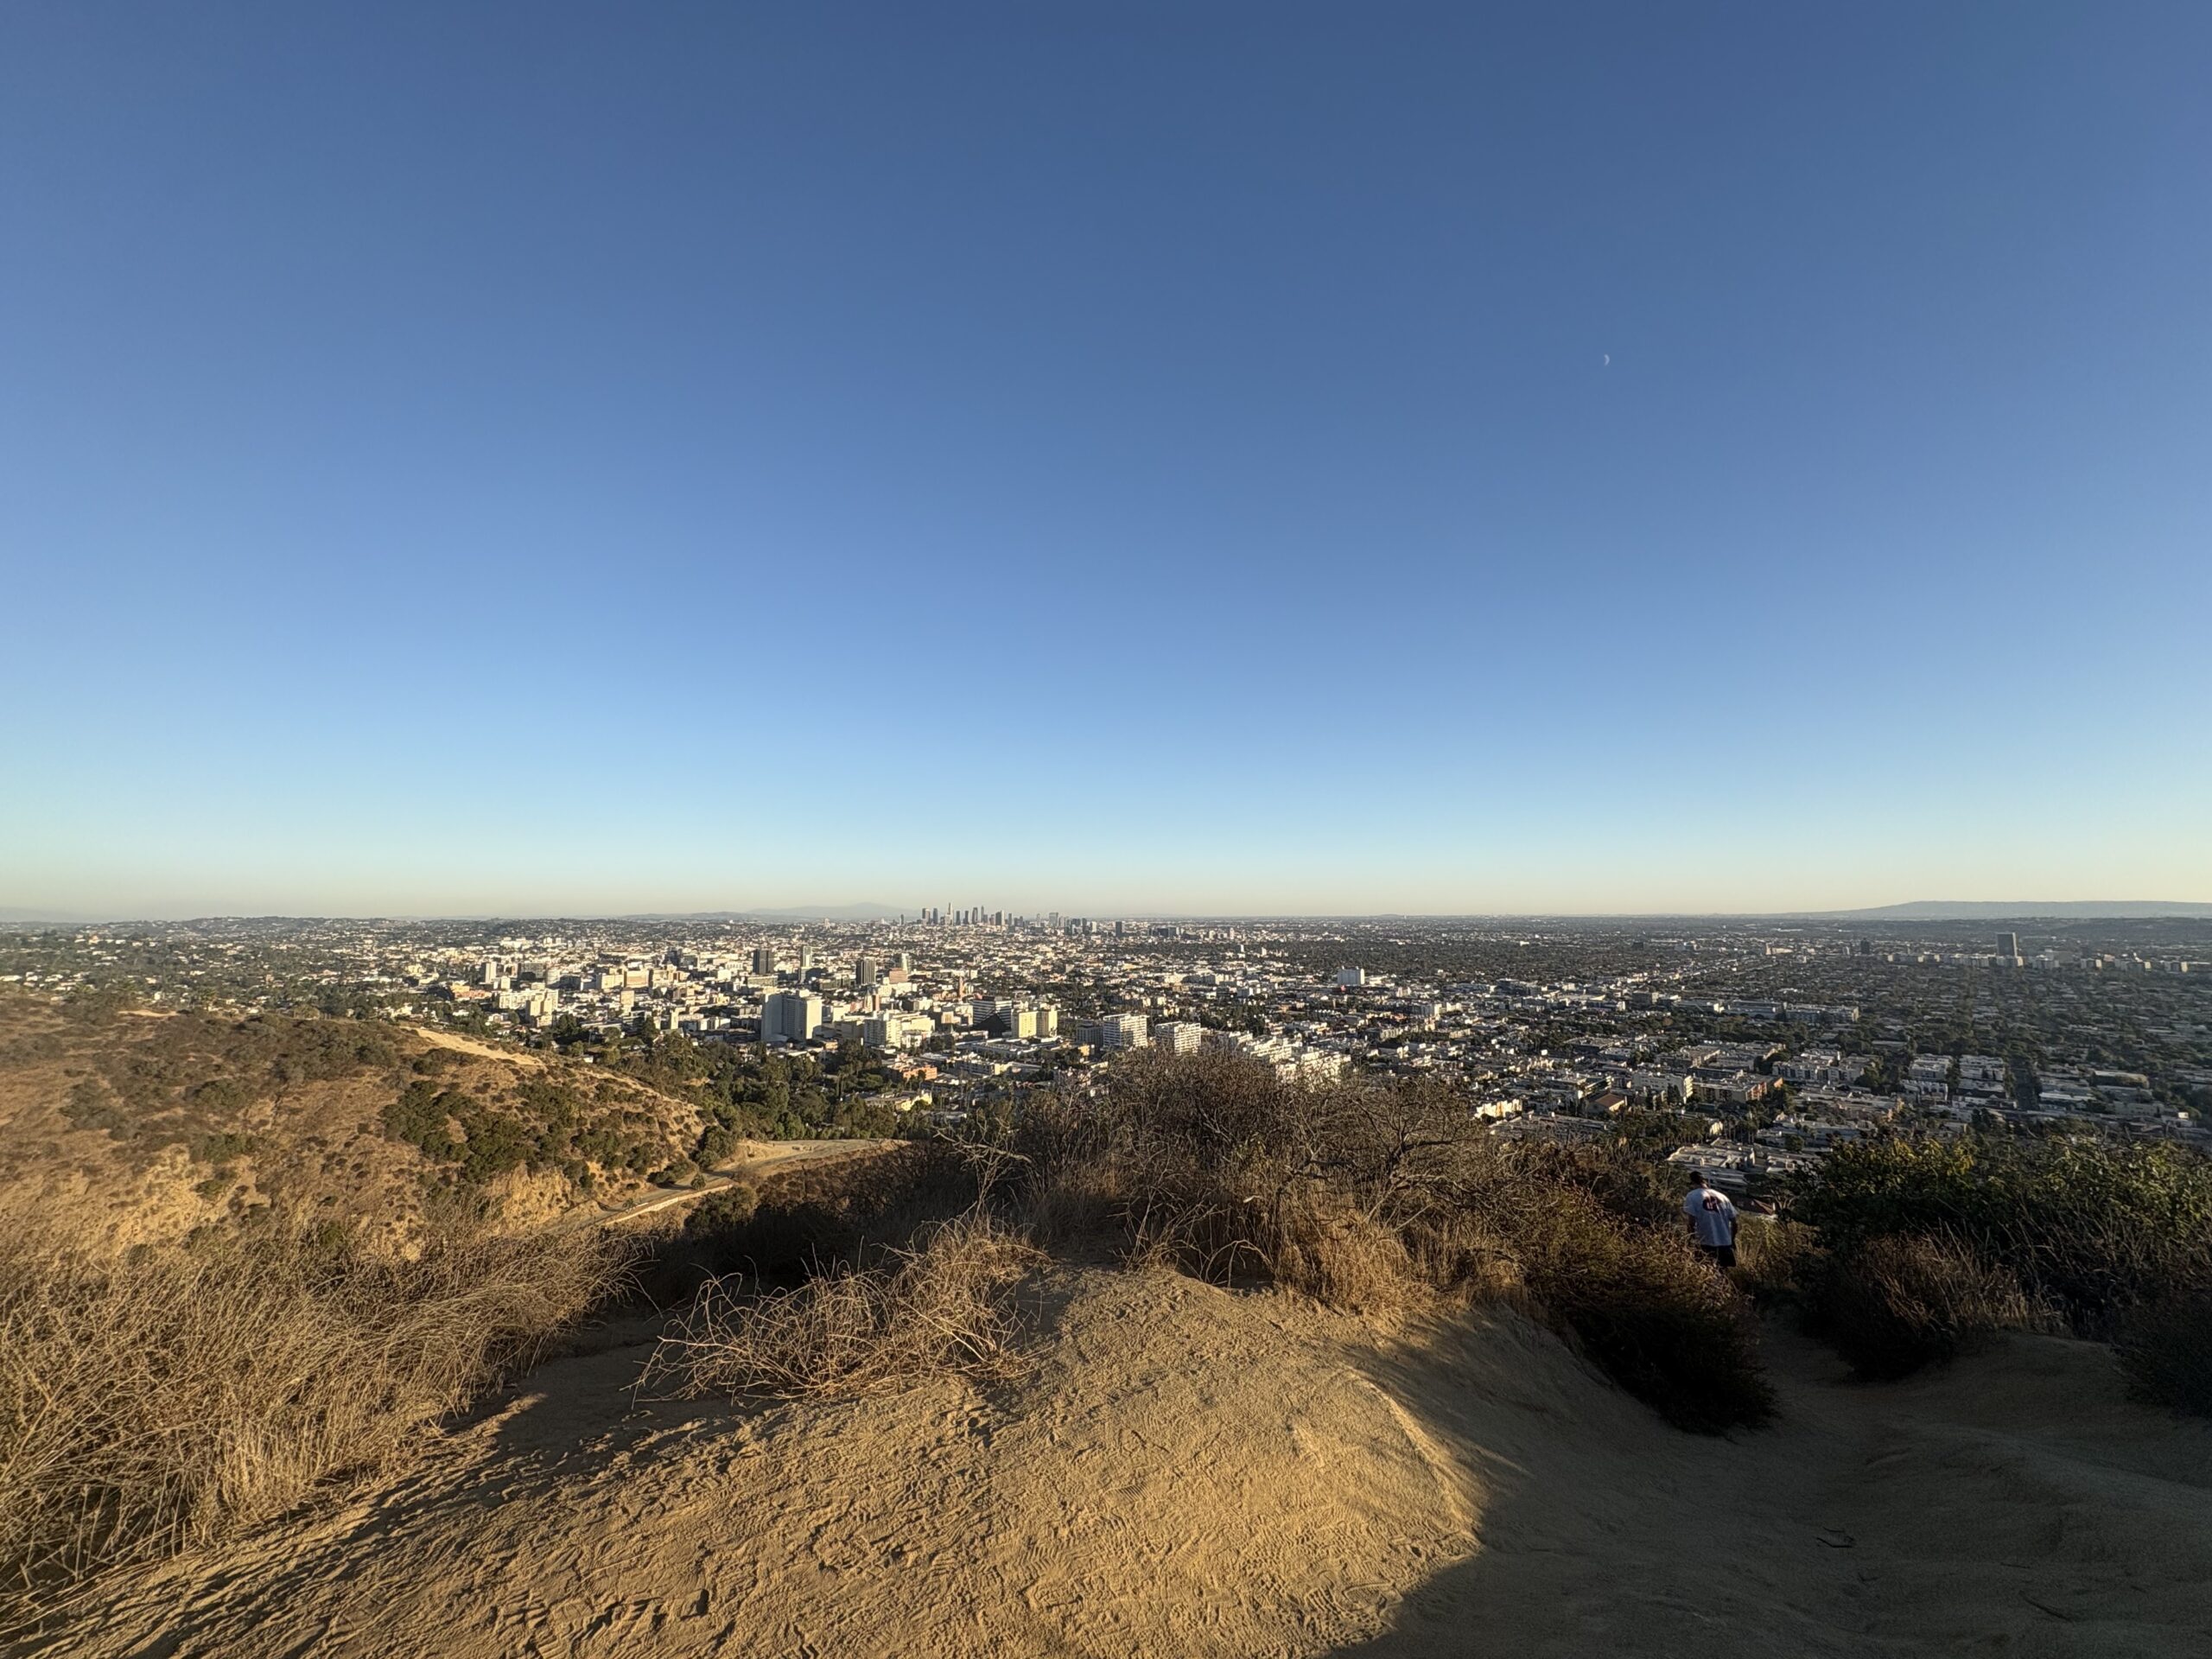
[1819,900,2212,920]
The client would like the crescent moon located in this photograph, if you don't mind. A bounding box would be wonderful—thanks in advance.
[1603,354,1611,366]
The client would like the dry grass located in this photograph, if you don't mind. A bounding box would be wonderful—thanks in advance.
[1008,1052,1775,1431]
[1730,1217,1822,1308]
[0,1216,626,1615]
[1810,1232,2042,1381]
[2117,1277,2212,1418]
[641,1211,1043,1401]
[1269,1195,1423,1314]
[1510,1190,1776,1432]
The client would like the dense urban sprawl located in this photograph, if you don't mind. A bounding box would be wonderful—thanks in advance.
[6,912,2207,1198]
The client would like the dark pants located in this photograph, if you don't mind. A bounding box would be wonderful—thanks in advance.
[1700,1242,1737,1268]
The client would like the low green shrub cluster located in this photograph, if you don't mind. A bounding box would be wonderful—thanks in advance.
[379,1073,677,1190]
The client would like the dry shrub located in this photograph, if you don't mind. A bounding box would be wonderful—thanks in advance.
[2117,1278,2212,1418]
[0,1217,625,1612]
[632,1145,980,1308]
[1270,1195,1421,1314]
[1811,1233,2038,1381]
[642,1211,1042,1401]
[1730,1217,1821,1308]
[1007,1053,1773,1433]
[1512,1190,1776,1433]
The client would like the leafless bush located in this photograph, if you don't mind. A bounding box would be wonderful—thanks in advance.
[641,1211,1043,1401]
[0,1217,625,1614]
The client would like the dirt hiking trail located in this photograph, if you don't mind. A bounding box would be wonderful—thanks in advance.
[37,1269,2212,1659]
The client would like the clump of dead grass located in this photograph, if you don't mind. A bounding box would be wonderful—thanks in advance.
[0,1215,625,1614]
[1809,1232,2042,1381]
[641,1212,1042,1401]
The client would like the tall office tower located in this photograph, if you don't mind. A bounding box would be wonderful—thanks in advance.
[893,950,912,972]
[798,946,815,973]
[760,990,823,1044]
[750,945,776,976]
[1996,932,2019,958]
[853,954,876,988]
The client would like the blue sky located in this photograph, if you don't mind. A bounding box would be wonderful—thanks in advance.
[3,3,2207,917]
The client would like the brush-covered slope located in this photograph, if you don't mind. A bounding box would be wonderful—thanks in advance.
[0,992,710,1249]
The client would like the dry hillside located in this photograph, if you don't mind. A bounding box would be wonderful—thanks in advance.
[0,992,713,1249]
[8,1025,2209,1656]
[34,1264,2212,1659]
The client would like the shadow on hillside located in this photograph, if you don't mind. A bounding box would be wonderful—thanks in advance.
[1324,1318,2212,1659]
[1318,1306,1781,1658]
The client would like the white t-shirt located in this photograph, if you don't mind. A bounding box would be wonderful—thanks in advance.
[1683,1185,1737,1247]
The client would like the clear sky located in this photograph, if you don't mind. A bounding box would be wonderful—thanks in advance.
[3,3,2208,918]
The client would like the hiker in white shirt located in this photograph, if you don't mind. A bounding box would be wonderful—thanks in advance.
[1682,1172,1738,1268]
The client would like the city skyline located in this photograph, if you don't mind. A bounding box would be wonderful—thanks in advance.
[5,5,2209,917]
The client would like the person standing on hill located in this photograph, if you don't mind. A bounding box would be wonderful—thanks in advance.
[1683,1172,1738,1268]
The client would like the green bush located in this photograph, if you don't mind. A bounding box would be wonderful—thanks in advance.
[684,1183,759,1236]
[1796,1135,2212,1336]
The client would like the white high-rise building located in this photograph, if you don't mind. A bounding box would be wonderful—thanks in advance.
[1154,1020,1203,1056]
[760,990,823,1044]
[1096,1013,1149,1051]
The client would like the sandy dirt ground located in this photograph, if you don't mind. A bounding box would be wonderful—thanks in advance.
[410,1028,550,1069]
[35,1270,2212,1659]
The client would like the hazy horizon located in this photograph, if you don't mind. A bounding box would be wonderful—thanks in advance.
[9,897,2212,929]
[5,5,2208,916]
